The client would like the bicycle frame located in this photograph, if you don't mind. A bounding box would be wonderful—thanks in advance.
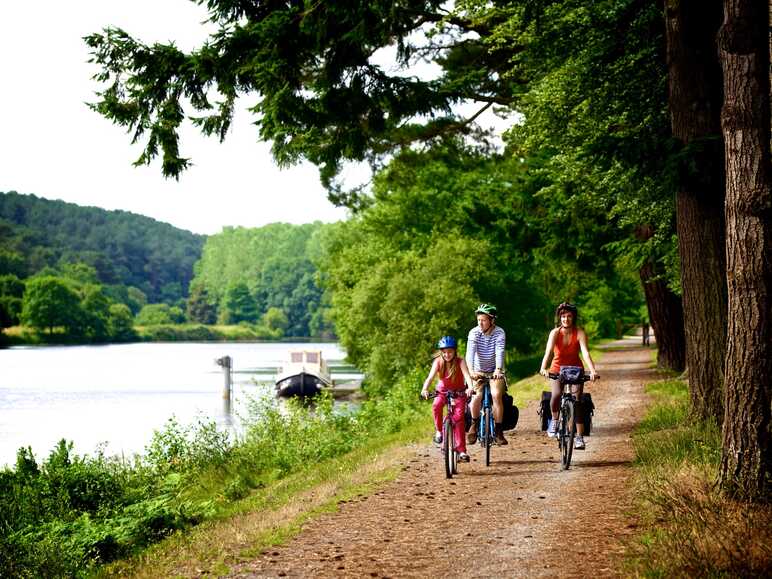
[558,382,576,470]
[475,378,496,467]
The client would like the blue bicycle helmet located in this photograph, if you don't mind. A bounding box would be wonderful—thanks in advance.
[436,335,457,349]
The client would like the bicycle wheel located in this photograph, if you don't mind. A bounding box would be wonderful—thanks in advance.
[483,407,492,466]
[444,418,454,479]
[560,401,575,470]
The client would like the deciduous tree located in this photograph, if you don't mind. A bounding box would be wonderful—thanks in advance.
[107,303,137,342]
[21,276,82,335]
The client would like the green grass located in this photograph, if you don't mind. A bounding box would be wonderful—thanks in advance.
[509,373,547,409]
[624,379,771,577]
[633,380,721,468]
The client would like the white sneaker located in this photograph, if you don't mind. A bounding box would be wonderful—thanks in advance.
[574,435,585,450]
[547,420,558,438]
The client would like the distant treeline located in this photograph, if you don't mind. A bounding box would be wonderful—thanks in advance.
[0,191,203,304]
[0,191,333,342]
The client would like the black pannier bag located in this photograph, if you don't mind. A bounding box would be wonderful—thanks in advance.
[581,392,595,435]
[502,391,519,431]
[539,391,551,431]
[463,391,519,431]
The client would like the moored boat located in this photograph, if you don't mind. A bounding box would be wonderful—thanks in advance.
[275,350,332,397]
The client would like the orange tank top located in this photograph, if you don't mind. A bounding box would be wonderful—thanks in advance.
[550,328,583,373]
[438,358,465,391]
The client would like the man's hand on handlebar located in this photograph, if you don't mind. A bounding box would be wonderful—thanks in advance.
[539,368,548,377]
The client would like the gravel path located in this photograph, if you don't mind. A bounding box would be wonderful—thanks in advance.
[229,338,653,578]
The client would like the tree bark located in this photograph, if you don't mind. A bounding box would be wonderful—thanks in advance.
[664,0,728,423]
[717,0,772,500]
[639,259,686,371]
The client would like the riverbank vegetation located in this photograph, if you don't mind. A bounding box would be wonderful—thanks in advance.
[0,370,428,578]
[626,379,772,576]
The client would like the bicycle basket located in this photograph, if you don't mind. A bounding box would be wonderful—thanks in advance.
[559,365,584,383]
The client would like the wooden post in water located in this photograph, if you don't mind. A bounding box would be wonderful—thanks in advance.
[215,355,232,401]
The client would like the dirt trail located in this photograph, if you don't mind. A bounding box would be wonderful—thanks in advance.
[229,338,654,578]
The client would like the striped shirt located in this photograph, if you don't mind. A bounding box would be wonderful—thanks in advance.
[466,325,506,373]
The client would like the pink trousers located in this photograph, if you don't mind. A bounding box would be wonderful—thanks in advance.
[433,388,467,453]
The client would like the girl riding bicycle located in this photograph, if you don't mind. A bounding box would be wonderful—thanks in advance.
[421,335,474,462]
[539,302,598,449]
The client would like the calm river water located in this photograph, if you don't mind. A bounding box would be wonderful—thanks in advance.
[0,341,349,468]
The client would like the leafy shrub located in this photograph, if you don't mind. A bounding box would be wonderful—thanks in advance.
[137,323,282,342]
[223,476,249,501]
[357,368,426,435]
[138,323,219,341]
[144,417,232,474]
[239,391,361,477]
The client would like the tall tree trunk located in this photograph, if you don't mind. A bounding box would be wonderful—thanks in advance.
[664,0,727,423]
[640,259,686,371]
[717,0,772,500]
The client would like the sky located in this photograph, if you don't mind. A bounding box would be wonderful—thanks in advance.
[0,1,351,235]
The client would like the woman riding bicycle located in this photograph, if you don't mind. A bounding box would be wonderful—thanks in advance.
[421,335,475,462]
[539,302,598,449]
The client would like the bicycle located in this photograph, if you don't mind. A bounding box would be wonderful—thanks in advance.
[548,366,592,470]
[472,375,496,467]
[427,390,466,478]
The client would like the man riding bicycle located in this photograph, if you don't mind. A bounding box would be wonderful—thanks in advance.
[465,303,508,445]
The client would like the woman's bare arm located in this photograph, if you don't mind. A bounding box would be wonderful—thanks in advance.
[539,328,558,376]
[578,329,598,379]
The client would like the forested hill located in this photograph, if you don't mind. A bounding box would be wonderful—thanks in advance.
[0,191,204,303]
